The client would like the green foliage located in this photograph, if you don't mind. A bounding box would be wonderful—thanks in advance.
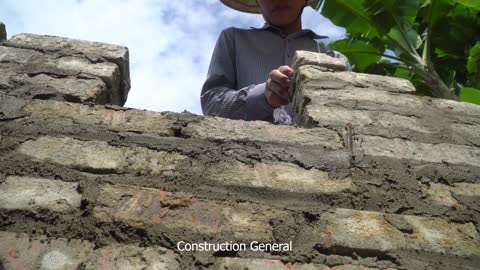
[317,0,480,104]
[466,42,480,87]
[460,87,480,104]
[328,39,384,70]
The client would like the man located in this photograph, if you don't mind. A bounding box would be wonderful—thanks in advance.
[201,0,350,124]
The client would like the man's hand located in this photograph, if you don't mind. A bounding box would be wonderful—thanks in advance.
[265,65,293,108]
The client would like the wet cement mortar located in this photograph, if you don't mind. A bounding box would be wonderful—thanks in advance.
[1,95,479,269]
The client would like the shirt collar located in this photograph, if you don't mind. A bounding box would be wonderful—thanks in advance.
[250,22,328,40]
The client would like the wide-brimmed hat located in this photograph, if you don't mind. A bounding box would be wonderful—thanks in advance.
[220,0,321,14]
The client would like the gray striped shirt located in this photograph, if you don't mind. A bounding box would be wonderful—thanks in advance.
[201,22,350,124]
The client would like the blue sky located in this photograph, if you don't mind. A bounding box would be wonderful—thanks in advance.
[0,0,345,115]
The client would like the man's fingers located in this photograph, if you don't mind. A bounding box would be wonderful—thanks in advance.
[267,79,289,100]
[264,66,294,108]
[265,89,289,107]
[278,65,294,77]
[270,70,291,87]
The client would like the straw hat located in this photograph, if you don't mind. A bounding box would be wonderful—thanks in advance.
[220,0,321,14]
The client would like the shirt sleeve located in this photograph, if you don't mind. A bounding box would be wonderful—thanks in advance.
[200,28,274,122]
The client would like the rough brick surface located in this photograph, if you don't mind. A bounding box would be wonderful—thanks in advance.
[25,99,176,136]
[291,51,347,71]
[216,258,392,270]
[17,136,188,174]
[0,231,93,270]
[0,45,42,64]
[217,258,324,270]
[94,184,282,242]
[23,74,108,103]
[207,161,354,194]
[0,34,130,105]
[358,135,480,168]
[84,244,179,270]
[0,93,28,120]
[422,182,480,208]
[301,105,431,136]
[1,38,479,270]
[294,65,415,94]
[26,54,122,102]
[0,231,180,270]
[433,98,480,118]
[0,176,81,212]
[184,117,343,149]
[292,58,480,148]
[8,33,128,63]
[8,33,130,102]
[316,208,480,258]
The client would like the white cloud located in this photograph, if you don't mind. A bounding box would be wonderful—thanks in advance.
[0,0,345,115]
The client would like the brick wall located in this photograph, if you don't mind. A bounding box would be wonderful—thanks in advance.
[0,23,479,270]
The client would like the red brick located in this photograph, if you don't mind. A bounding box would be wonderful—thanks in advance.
[317,208,480,258]
[0,231,93,270]
[17,136,187,175]
[26,100,176,136]
[94,184,283,241]
[217,257,326,270]
[84,244,179,270]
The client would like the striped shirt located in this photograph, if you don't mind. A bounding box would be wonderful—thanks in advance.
[200,22,350,124]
